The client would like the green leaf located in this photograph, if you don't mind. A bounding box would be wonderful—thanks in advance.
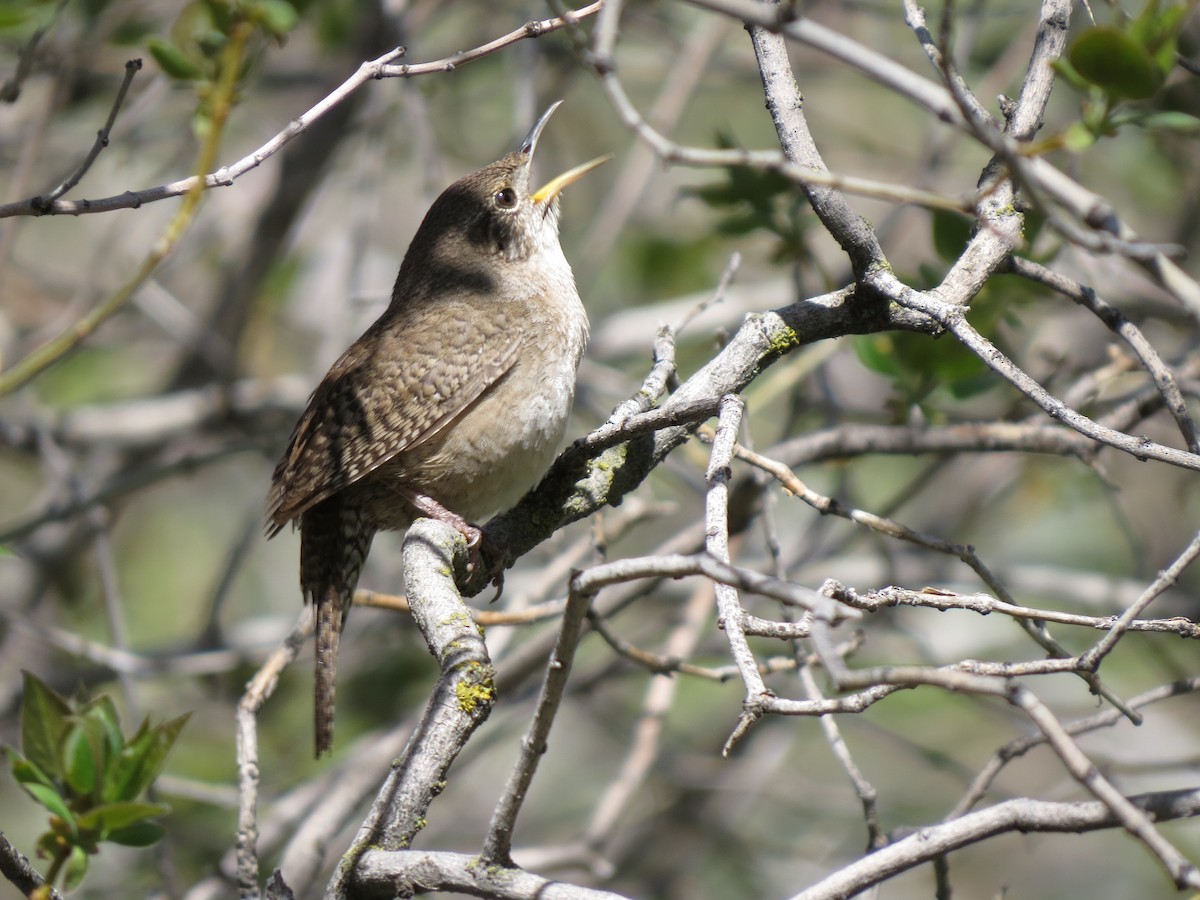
[20,671,72,780]
[81,694,125,762]
[62,725,98,797]
[1068,26,1164,100]
[103,713,190,802]
[1050,57,1094,94]
[63,845,90,891]
[253,0,298,38]
[852,334,905,378]
[931,210,973,262]
[945,370,999,400]
[1129,0,1187,71]
[11,754,56,790]
[1061,120,1098,152]
[107,821,166,847]
[0,6,30,29]
[147,36,204,80]
[1123,110,1200,132]
[20,780,74,825]
[77,801,171,836]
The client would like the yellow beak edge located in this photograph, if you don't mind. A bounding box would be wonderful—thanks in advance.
[532,154,614,204]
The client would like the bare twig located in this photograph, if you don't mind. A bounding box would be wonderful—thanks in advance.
[704,396,768,753]
[893,289,1200,473]
[1080,530,1200,669]
[1007,255,1200,453]
[0,3,604,220]
[0,22,252,397]
[792,789,1200,900]
[825,582,1200,640]
[0,832,61,900]
[348,849,633,899]
[33,59,144,208]
[950,677,1200,818]
[236,609,312,900]
[481,537,607,863]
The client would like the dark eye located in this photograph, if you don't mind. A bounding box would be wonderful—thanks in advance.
[494,187,518,209]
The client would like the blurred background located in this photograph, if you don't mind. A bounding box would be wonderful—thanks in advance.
[1,0,1199,897]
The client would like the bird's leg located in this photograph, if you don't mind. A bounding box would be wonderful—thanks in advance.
[399,488,505,588]
[401,489,482,546]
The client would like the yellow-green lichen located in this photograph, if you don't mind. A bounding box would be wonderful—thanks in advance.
[441,610,473,629]
[766,325,800,356]
[454,663,496,714]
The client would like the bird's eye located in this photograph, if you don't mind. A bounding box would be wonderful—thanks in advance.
[494,187,518,209]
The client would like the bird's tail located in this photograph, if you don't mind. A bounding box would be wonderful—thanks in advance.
[300,499,374,758]
[314,588,343,758]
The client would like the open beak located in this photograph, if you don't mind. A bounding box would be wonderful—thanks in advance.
[519,100,613,205]
[532,154,613,204]
[520,100,564,156]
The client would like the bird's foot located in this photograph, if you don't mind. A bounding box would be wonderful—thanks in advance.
[405,491,506,590]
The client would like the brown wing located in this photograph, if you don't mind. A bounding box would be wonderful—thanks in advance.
[266,299,522,534]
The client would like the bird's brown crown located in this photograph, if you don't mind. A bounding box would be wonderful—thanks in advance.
[390,153,560,310]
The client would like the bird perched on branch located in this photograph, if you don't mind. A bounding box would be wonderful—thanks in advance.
[266,102,609,756]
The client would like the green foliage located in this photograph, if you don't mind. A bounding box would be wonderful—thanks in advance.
[144,0,301,135]
[685,132,814,266]
[930,209,973,263]
[624,232,721,298]
[0,0,60,33]
[8,672,189,893]
[1050,0,1198,149]
[854,245,1039,414]
[853,329,997,412]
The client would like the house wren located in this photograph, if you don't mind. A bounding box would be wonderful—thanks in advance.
[266,102,608,756]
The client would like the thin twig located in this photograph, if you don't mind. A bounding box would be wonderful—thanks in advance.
[949,677,1200,819]
[33,59,144,208]
[704,396,769,753]
[727,438,1140,721]
[1080,530,1200,669]
[0,3,604,219]
[481,537,601,863]
[0,22,252,396]
[236,609,312,900]
[1007,255,1200,454]
[892,288,1200,474]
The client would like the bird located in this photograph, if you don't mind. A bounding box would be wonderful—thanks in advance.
[265,102,609,757]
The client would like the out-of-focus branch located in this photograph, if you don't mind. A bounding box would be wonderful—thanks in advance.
[0,832,61,900]
[1007,255,1200,453]
[236,609,312,899]
[348,849,633,900]
[0,21,251,397]
[951,678,1200,819]
[0,3,604,220]
[792,789,1200,900]
[33,58,144,209]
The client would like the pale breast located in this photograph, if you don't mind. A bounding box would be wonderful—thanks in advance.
[362,271,588,529]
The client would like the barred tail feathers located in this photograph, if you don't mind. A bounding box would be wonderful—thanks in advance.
[299,498,374,758]
[314,589,342,758]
